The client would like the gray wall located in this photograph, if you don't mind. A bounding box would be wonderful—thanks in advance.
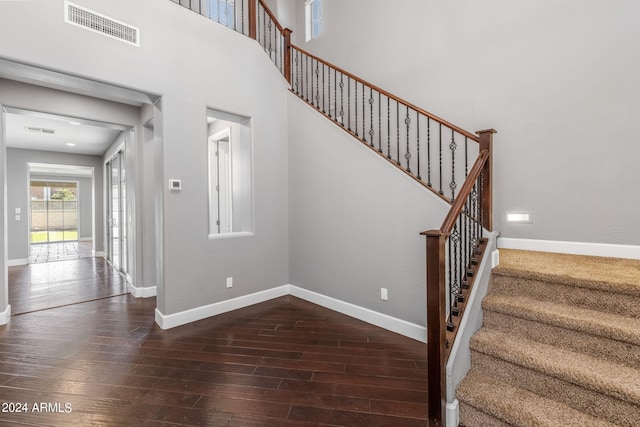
[288,93,450,325]
[289,0,640,246]
[28,173,94,241]
[7,148,103,261]
[0,0,290,316]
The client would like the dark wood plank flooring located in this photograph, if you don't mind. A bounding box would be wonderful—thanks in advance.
[0,294,428,426]
[9,257,128,315]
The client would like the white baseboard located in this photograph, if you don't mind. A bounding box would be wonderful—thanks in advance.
[155,285,290,329]
[0,304,11,325]
[154,284,427,343]
[498,238,640,260]
[128,283,157,298]
[447,399,459,427]
[288,285,426,343]
[7,259,28,267]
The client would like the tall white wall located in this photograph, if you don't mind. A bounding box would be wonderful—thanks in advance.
[288,93,450,325]
[290,0,640,246]
[0,0,290,317]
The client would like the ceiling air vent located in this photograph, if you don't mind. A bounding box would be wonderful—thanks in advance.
[26,127,56,134]
[64,1,140,47]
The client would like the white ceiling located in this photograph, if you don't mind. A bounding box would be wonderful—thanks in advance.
[5,110,124,156]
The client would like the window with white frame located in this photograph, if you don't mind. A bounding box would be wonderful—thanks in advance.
[305,0,322,42]
[207,109,253,237]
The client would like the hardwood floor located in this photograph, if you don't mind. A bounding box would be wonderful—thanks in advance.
[9,257,128,315]
[0,294,428,426]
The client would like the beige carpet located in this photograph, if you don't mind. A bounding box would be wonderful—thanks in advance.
[457,249,640,427]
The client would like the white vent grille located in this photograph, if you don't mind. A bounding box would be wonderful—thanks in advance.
[65,1,140,47]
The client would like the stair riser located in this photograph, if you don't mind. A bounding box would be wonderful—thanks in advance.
[483,310,640,369]
[459,402,511,427]
[492,274,640,318]
[471,351,640,427]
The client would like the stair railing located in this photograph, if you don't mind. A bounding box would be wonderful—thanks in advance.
[171,2,496,425]
[422,129,495,427]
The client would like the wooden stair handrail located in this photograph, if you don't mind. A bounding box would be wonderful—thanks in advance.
[290,44,480,143]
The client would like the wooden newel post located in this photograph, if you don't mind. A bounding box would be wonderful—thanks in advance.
[248,0,257,40]
[424,230,448,427]
[283,28,292,84]
[476,129,497,232]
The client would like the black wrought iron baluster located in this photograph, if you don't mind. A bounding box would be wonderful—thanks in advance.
[334,69,337,122]
[339,73,344,126]
[446,233,455,332]
[378,92,382,152]
[369,88,374,147]
[312,59,320,110]
[262,8,266,49]
[396,102,400,165]
[327,65,331,117]
[322,62,325,113]
[305,54,309,102]
[465,136,469,177]
[354,80,358,135]
[241,0,244,34]
[450,129,457,201]
[347,78,351,131]
[416,111,421,180]
[386,97,391,159]
[294,50,299,95]
[362,82,366,141]
[310,59,314,106]
[439,123,443,195]
[479,171,484,240]
[233,0,237,30]
[427,118,432,187]
[462,200,469,291]
[405,106,411,173]
[268,19,273,57]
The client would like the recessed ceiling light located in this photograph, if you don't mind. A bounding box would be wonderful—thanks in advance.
[65,143,76,147]
[69,121,81,126]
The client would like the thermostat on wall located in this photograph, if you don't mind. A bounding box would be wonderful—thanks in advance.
[169,179,182,191]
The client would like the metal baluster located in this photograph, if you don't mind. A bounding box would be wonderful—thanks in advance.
[315,60,319,108]
[362,83,367,142]
[427,118,432,187]
[241,0,244,34]
[405,106,411,172]
[416,111,421,180]
[268,19,272,57]
[347,78,351,131]
[450,129,457,201]
[462,199,470,290]
[294,50,299,94]
[339,73,344,126]
[465,136,469,177]
[322,63,325,113]
[378,92,382,152]
[387,97,391,159]
[439,123,443,195]
[306,55,309,102]
[396,102,400,165]
[334,69,337,122]
[447,235,455,332]
[369,88,374,147]
[354,80,358,135]
[327,65,331,117]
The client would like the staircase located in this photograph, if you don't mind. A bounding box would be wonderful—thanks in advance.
[457,249,640,426]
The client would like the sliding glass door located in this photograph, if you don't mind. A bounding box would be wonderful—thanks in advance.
[106,149,127,274]
[30,181,79,243]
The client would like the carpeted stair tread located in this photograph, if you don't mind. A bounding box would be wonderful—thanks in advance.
[470,328,640,406]
[457,370,618,427]
[495,249,640,297]
[482,293,640,346]
[483,310,640,369]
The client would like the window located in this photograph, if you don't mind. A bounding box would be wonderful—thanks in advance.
[207,109,253,237]
[305,0,322,42]
[207,0,236,29]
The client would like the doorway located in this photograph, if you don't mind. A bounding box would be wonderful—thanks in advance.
[106,148,128,277]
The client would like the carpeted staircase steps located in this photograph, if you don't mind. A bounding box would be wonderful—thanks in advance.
[457,249,640,427]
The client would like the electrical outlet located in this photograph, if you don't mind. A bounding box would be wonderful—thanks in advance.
[380,288,388,301]
[226,277,233,288]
